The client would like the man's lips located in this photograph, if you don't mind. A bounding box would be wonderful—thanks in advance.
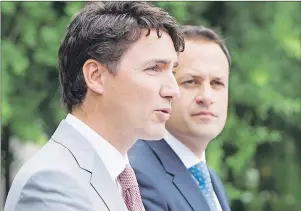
[155,108,172,122]
[155,108,172,114]
[191,111,216,117]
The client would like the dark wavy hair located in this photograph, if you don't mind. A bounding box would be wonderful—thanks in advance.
[58,1,185,112]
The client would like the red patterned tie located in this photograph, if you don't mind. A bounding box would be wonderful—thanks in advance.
[118,165,145,211]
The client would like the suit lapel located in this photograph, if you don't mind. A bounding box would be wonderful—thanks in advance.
[146,140,210,211]
[51,120,128,211]
[90,154,128,211]
[210,169,231,211]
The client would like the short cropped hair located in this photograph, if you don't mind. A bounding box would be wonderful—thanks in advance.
[179,25,231,67]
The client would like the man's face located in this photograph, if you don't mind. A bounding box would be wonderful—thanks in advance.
[166,38,229,142]
[103,29,179,140]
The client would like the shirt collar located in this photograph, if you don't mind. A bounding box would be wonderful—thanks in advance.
[164,131,206,169]
[65,114,128,181]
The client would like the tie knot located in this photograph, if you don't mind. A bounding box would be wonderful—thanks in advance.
[118,165,139,190]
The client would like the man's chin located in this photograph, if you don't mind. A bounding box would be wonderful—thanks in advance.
[139,127,168,141]
[192,129,219,141]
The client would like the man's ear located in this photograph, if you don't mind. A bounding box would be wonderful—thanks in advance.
[82,59,106,95]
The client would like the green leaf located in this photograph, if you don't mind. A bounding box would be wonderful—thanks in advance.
[1,2,18,15]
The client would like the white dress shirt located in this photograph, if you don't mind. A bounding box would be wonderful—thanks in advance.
[66,114,128,193]
[165,132,223,211]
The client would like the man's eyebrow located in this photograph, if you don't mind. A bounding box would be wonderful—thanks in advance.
[180,72,200,77]
[179,71,227,80]
[143,59,178,67]
[212,76,226,81]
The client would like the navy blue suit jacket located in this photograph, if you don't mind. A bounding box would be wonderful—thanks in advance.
[129,139,231,211]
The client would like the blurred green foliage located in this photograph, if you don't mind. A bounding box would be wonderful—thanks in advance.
[2,2,301,211]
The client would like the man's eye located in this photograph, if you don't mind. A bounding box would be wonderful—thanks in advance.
[183,80,195,85]
[145,65,159,72]
[212,80,224,86]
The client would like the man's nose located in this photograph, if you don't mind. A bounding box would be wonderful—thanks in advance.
[195,83,214,106]
[159,73,180,100]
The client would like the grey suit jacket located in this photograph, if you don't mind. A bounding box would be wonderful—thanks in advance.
[4,120,128,211]
[129,140,231,211]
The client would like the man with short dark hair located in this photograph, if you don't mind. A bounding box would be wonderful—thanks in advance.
[4,2,184,211]
[129,25,231,211]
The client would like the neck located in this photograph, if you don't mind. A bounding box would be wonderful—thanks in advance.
[71,108,135,156]
[169,131,209,159]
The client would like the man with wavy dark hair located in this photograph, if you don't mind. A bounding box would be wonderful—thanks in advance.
[4,2,184,211]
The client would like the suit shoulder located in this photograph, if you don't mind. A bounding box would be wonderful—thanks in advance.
[5,169,92,211]
[7,139,81,197]
[39,138,81,166]
[129,140,154,158]
[130,139,150,151]
[129,140,166,175]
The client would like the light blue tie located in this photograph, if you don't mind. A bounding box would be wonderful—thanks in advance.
[188,161,218,211]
